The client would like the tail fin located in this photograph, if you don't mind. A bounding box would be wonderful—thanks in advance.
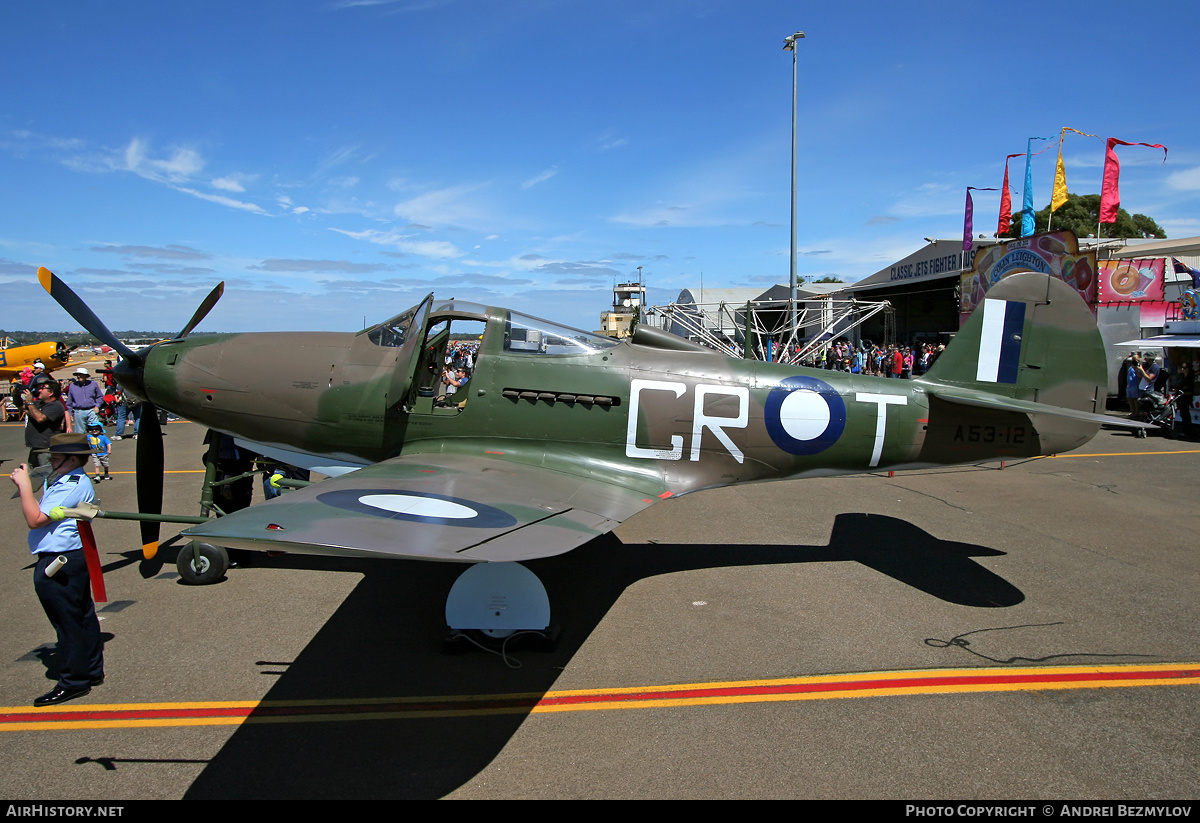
[916,271,1113,455]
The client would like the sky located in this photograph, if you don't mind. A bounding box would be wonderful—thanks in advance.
[2,0,1198,335]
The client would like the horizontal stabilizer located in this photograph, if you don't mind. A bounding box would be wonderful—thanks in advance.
[927,385,1156,429]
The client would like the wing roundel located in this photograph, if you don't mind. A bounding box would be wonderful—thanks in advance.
[182,453,662,563]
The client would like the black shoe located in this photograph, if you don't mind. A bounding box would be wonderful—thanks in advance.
[34,686,91,707]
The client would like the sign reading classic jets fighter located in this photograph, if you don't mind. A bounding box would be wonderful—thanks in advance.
[38,266,1131,618]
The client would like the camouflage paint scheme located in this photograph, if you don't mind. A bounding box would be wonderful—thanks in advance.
[118,270,1115,565]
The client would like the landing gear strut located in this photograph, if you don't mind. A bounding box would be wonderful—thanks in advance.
[176,542,229,585]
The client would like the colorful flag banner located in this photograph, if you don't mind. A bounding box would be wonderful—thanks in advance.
[1020,136,1053,237]
[1050,127,1098,212]
[964,187,997,250]
[1173,258,1200,290]
[1100,138,1168,224]
[997,154,1022,235]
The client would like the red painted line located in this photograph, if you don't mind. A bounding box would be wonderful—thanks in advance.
[484,450,505,455]
[536,667,1200,707]
[0,698,539,725]
[5,665,1197,729]
[0,706,255,724]
[658,491,673,498]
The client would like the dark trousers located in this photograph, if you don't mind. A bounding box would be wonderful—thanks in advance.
[34,551,104,690]
[1180,395,1195,438]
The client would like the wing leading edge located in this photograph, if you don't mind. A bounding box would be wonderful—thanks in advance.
[181,453,663,563]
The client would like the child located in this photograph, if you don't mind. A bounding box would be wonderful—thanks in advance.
[85,424,112,481]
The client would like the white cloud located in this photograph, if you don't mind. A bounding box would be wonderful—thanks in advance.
[314,144,361,177]
[883,182,963,220]
[1166,166,1200,191]
[1162,217,1200,234]
[592,131,629,152]
[172,185,271,215]
[331,227,464,259]
[393,183,491,227]
[211,174,256,192]
[521,167,558,190]
[123,138,204,182]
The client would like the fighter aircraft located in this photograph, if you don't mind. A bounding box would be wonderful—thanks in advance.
[37,266,1135,627]
[0,336,71,381]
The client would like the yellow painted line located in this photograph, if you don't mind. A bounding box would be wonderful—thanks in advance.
[1037,450,1200,458]
[1,663,1196,732]
[88,470,207,475]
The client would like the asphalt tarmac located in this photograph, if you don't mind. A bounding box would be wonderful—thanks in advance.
[1,386,1197,800]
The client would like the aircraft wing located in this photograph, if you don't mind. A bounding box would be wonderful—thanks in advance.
[181,452,664,563]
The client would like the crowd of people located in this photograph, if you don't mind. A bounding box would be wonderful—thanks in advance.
[9,358,144,480]
[434,339,478,407]
[1123,350,1198,440]
[786,339,947,379]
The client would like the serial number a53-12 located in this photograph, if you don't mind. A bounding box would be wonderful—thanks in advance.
[952,424,1027,444]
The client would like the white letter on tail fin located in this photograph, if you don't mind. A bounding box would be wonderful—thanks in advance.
[855,392,908,467]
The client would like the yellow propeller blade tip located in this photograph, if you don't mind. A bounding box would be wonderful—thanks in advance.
[37,266,54,293]
[142,542,159,560]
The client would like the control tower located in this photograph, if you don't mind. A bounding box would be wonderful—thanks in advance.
[598,282,647,338]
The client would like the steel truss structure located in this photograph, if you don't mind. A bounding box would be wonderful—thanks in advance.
[645,296,893,365]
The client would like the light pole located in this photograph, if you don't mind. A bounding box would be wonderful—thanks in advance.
[783,31,805,337]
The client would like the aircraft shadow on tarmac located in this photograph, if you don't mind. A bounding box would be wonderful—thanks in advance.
[116,513,1019,799]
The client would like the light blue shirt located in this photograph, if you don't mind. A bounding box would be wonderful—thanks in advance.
[28,468,95,555]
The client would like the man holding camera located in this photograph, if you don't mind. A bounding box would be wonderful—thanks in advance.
[21,379,66,468]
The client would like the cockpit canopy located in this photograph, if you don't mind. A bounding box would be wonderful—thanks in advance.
[363,302,426,348]
[504,311,619,355]
[364,297,619,356]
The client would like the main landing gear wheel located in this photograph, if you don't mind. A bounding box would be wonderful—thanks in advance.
[177,542,229,585]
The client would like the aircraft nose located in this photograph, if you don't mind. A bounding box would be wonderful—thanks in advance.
[114,356,147,402]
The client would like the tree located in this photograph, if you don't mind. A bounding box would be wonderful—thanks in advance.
[1000,193,1166,240]
[811,276,846,283]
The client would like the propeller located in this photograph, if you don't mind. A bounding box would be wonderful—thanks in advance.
[37,268,140,363]
[38,267,223,559]
[175,282,224,340]
[135,401,164,559]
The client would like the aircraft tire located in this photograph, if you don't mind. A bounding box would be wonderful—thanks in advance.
[177,542,229,585]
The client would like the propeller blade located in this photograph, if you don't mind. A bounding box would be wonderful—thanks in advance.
[175,281,225,340]
[37,267,140,362]
[136,403,164,559]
